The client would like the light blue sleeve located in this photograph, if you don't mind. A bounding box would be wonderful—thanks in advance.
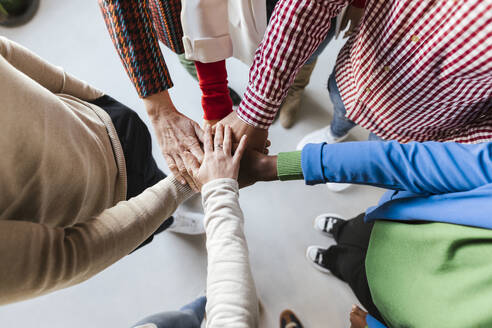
[301,141,492,194]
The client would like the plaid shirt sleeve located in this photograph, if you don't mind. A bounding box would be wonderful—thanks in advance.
[237,0,347,129]
[99,0,180,98]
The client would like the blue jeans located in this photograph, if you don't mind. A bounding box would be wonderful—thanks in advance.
[328,71,382,141]
[133,296,206,328]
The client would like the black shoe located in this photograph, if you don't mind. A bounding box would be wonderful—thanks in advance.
[228,87,242,106]
[0,0,39,27]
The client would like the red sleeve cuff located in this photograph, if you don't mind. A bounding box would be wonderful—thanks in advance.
[195,60,233,121]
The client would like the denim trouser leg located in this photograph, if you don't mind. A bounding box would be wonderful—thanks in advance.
[180,296,206,323]
[132,297,206,328]
[306,16,337,64]
[368,132,383,141]
[328,70,357,138]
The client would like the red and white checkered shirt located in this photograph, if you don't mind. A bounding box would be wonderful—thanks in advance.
[238,0,492,143]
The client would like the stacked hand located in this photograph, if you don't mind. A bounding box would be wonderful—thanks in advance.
[183,124,248,189]
[144,91,204,191]
[144,91,276,190]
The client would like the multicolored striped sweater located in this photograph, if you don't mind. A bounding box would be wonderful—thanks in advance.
[98,0,183,97]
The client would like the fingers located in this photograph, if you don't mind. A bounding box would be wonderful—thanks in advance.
[174,155,191,186]
[164,155,185,184]
[223,126,232,156]
[192,121,204,143]
[203,124,213,153]
[182,151,201,191]
[265,139,271,148]
[214,123,224,151]
[233,135,248,163]
[188,139,204,163]
[182,151,200,176]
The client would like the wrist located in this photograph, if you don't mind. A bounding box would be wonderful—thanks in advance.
[277,151,303,181]
[260,155,278,182]
[143,90,177,119]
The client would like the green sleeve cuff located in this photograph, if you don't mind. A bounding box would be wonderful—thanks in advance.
[277,151,304,181]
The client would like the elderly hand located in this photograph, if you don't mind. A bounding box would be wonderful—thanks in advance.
[183,124,248,190]
[143,90,203,191]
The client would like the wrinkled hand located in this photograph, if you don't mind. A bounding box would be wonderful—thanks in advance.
[219,111,268,152]
[349,305,368,328]
[183,124,248,190]
[144,91,203,191]
[340,5,365,38]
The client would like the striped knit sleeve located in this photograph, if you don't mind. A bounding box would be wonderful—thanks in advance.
[236,0,348,129]
[99,0,173,98]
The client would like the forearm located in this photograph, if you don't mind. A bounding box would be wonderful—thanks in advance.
[143,90,178,121]
[98,0,172,98]
[0,176,194,305]
[300,141,492,194]
[202,179,258,328]
[237,0,347,128]
[195,60,233,121]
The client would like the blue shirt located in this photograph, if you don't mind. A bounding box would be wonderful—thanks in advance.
[301,141,492,328]
[301,141,492,230]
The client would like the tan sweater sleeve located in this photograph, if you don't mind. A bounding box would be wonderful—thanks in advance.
[0,36,103,100]
[0,176,194,305]
[202,179,259,328]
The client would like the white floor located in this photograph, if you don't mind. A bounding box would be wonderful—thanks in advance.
[0,1,386,327]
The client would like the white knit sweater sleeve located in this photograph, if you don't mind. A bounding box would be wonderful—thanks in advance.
[202,179,259,328]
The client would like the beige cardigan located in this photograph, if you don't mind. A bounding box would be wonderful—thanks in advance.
[0,37,194,305]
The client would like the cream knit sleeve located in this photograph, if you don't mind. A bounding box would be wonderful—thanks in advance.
[0,36,103,100]
[202,179,259,328]
[0,176,194,305]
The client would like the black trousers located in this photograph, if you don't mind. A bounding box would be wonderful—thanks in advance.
[321,213,386,324]
[90,95,174,249]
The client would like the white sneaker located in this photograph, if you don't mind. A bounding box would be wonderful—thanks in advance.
[314,213,346,238]
[297,125,351,192]
[296,125,349,150]
[168,209,205,235]
[306,246,331,274]
[326,183,351,192]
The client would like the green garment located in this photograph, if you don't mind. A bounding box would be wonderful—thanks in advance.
[276,152,492,327]
[178,54,198,81]
[277,151,303,181]
[367,221,492,327]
